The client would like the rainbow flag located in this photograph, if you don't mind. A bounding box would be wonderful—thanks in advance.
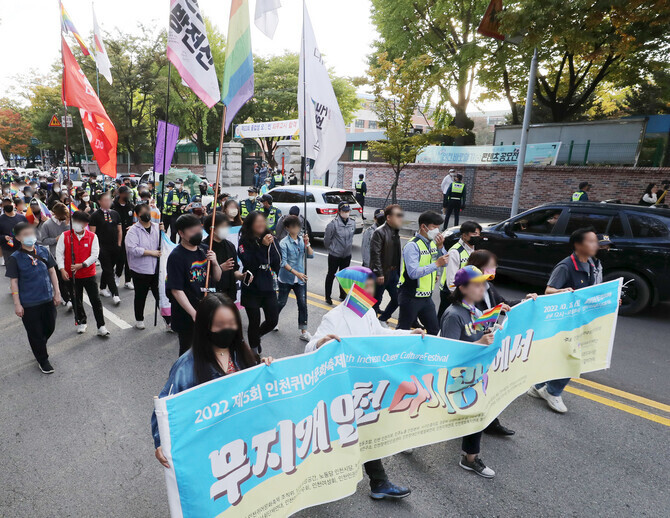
[221,0,254,131]
[344,283,377,318]
[60,1,90,56]
[473,303,504,328]
[9,183,19,196]
[69,201,80,214]
[26,199,52,224]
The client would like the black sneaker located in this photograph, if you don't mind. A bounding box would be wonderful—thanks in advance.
[38,360,54,374]
[369,480,411,500]
[459,455,495,478]
[325,297,333,305]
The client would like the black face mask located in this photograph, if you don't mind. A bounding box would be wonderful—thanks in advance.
[208,328,237,347]
[469,236,483,247]
[188,232,203,246]
[139,213,152,223]
[3,205,13,213]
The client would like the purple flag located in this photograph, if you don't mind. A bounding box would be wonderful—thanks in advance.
[154,120,180,174]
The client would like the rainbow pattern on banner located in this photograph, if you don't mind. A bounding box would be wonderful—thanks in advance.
[60,2,90,56]
[344,283,377,318]
[221,0,254,131]
[473,303,504,328]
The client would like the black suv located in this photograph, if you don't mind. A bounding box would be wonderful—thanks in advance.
[444,202,670,315]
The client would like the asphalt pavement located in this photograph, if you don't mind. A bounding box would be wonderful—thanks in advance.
[0,230,668,518]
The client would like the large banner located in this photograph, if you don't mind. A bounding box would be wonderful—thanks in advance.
[416,142,562,166]
[234,120,300,139]
[155,280,621,518]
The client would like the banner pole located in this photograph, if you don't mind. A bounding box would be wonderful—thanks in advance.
[204,106,228,294]
[154,62,172,327]
[301,0,308,274]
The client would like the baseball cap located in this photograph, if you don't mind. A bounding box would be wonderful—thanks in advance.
[289,205,300,216]
[338,201,351,212]
[218,192,230,199]
[579,181,591,190]
[247,186,258,193]
[175,178,184,184]
[451,265,493,288]
[260,194,273,203]
[373,208,385,219]
[167,181,176,188]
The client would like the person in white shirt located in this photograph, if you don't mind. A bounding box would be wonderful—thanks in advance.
[305,268,423,500]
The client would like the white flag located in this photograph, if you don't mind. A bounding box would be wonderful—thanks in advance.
[0,149,6,167]
[167,0,221,108]
[298,4,346,180]
[92,5,113,85]
[254,0,281,39]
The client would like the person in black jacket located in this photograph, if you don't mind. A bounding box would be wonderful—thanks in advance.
[210,212,243,302]
[467,249,538,437]
[369,204,403,325]
[111,186,135,289]
[237,211,281,354]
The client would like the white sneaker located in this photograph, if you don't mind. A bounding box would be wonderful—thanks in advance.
[526,385,542,398]
[530,385,567,413]
[112,295,121,306]
[100,288,112,298]
[97,326,111,337]
[76,323,87,334]
[135,320,145,330]
[299,331,312,342]
[124,281,134,290]
[379,321,389,329]
[66,301,73,312]
[115,276,121,287]
[164,320,174,333]
[273,326,279,332]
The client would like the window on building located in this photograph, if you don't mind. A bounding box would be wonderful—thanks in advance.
[368,121,378,129]
[355,119,365,129]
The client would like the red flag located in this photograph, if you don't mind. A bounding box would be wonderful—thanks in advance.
[61,37,118,177]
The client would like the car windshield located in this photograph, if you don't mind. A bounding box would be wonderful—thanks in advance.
[323,191,357,205]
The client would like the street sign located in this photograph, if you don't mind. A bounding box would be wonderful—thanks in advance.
[30,137,41,146]
[49,114,62,127]
[61,115,73,128]
[274,146,291,163]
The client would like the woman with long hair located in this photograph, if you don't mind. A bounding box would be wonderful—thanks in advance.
[151,293,272,468]
[237,211,281,354]
[639,182,657,206]
[223,199,243,226]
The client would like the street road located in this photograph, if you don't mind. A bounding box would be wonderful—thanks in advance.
[0,231,668,517]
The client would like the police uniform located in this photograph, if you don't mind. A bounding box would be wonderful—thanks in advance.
[396,233,440,335]
[572,191,588,202]
[437,240,471,320]
[355,179,367,217]
[240,197,262,219]
[272,172,284,188]
[162,188,180,241]
[444,181,465,228]
[263,206,282,233]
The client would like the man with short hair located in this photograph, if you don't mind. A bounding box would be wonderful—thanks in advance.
[443,173,466,229]
[241,187,261,219]
[166,214,221,355]
[438,220,482,320]
[361,208,384,267]
[275,205,305,242]
[528,227,603,413]
[272,168,284,188]
[90,192,122,304]
[56,211,110,337]
[572,181,591,202]
[324,201,356,305]
[354,173,367,220]
[370,204,403,325]
[397,211,447,335]
[260,194,282,234]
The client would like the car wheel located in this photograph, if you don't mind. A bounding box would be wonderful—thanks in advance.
[603,270,650,316]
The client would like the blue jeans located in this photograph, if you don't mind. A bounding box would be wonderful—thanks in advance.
[277,282,308,330]
[374,269,399,322]
[536,378,571,397]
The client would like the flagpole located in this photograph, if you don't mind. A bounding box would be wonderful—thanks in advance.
[204,106,228,294]
[154,62,172,327]
[301,0,308,274]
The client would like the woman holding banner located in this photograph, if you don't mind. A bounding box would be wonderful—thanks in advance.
[152,294,272,468]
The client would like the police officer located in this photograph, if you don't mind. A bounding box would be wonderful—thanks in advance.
[396,211,448,335]
[354,174,367,220]
[260,194,282,234]
[443,173,466,229]
[240,187,261,219]
[173,178,191,217]
[272,168,284,188]
[162,181,180,242]
[572,181,591,202]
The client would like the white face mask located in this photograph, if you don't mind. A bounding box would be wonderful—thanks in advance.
[82,196,90,202]
[426,227,440,241]
[72,222,84,233]
[216,227,229,240]
[227,208,238,217]
[54,187,61,193]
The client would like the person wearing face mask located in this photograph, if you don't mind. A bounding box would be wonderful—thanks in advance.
[5,222,62,374]
[206,192,229,214]
[151,293,272,468]
[260,177,272,195]
[173,179,191,217]
[56,211,110,337]
[112,186,135,290]
[443,173,467,228]
[162,181,179,241]
[361,208,385,267]
[125,203,165,329]
[37,202,73,309]
[259,194,282,234]
[210,212,243,302]
[90,192,123,304]
[240,186,261,219]
[222,199,242,226]
[324,201,356,305]
[0,197,28,272]
[237,211,281,354]
[437,220,483,321]
[76,188,97,213]
[47,182,62,209]
[138,190,161,223]
[166,214,222,355]
[27,199,48,233]
[396,211,448,335]
[288,168,298,185]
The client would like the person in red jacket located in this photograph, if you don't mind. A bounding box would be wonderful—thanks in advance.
[55,211,110,336]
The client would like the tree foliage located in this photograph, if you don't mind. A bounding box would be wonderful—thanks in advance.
[0,107,32,157]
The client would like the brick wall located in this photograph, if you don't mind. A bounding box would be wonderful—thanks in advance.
[341,162,670,218]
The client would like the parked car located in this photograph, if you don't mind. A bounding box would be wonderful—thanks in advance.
[267,185,364,240]
[443,202,670,315]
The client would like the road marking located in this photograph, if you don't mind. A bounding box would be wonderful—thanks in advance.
[312,251,362,265]
[571,378,670,413]
[82,295,132,330]
[564,386,670,427]
[304,290,398,324]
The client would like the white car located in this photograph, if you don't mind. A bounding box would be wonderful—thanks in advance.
[267,185,364,239]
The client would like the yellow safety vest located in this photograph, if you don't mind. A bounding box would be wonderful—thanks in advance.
[355,180,365,194]
[398,237,438,298]
[572,191,585,201]
[273,173,283,183]
[241,199,260,219]
[440,242,470,289]
[448,182,465,200]
[265,207,279,228]
[163,191,178,215]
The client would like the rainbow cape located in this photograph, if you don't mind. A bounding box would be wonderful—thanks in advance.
[344,283,377,318]
[473,303,504,328]
[26,199,52,224]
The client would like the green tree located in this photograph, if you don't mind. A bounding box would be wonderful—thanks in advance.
[367,53,462,204]
[237,52,360,166]
[622,70,670,115]
[370,0,489,143]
